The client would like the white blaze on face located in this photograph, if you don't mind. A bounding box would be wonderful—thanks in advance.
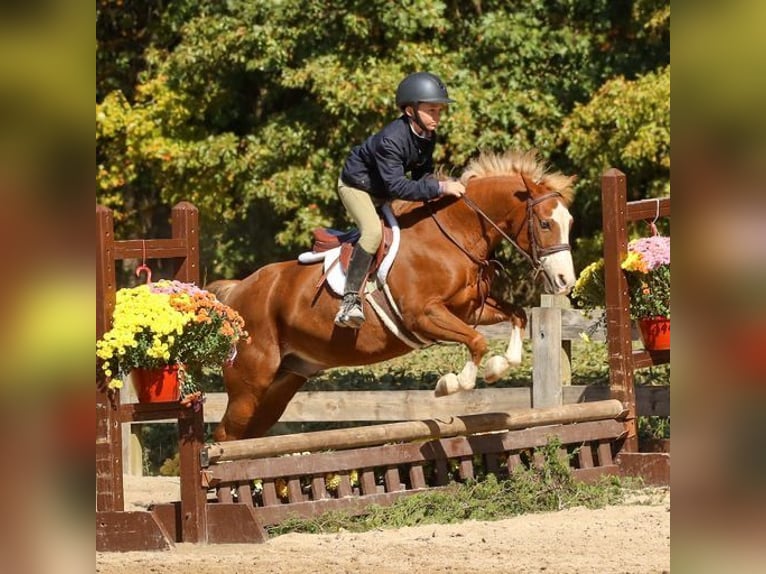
[540,202,576,294]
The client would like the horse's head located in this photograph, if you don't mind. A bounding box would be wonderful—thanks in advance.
[518,173,576,294]
[460,150,577,295]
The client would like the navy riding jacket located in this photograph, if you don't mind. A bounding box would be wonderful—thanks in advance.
[340,115,442,201]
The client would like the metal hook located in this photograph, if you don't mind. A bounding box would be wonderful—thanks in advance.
[136,239,152,284]
[648,198,660,236]
[136,265,152,284]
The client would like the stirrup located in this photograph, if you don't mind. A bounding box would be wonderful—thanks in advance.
[334,294,365,328]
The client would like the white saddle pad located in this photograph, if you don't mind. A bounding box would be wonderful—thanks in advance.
[297,204,401,296]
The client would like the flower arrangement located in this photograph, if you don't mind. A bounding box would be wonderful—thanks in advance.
[573,235,670,320]
[572,259,606,312]
[621,235,670,319]
[96,279,248,395]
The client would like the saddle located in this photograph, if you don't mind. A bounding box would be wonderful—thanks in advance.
[309,222,394,275]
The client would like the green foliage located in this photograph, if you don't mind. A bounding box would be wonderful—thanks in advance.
[97,1,670,303]
[561,65,670,247]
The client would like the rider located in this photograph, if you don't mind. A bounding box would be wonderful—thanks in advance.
[334,71,466,329]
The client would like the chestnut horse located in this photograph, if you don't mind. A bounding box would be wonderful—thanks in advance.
[207,150,576,441]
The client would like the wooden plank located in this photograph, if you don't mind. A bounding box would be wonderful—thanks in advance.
[144,386,665,425]
[276,388,535,422]
[409,464,427,489]
[625,197,671,222]
[337,473,352,498]
[208,419,625,485]
[96,511,173,552]
[252,490,427,527]
[360,470,376,495]
[311,476,329,500]
[458,457,474,481]
[384,467,402,492]
[617,452,670,485]
[261,481,278,506]
[237,481,253,506]
[578,444,595,469]
[287,478,303,502]
[633,349,670,370]
[112,238,190,260]
[205,400,624,462]
[206,504,267,544]
[597,441,614,466]
[217,485,232,503]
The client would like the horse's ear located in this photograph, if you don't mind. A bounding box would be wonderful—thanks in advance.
[520,172,541,194]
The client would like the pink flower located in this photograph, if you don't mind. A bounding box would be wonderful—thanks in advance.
[627,236,670,271]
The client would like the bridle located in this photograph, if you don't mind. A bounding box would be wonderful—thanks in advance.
[449,191,571,281]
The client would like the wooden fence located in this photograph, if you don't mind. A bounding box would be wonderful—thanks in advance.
[121,298,669,476]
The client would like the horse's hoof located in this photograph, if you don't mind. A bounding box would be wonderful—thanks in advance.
[457,375,476,391]
[434,373,460,397]
[484,355,511,383]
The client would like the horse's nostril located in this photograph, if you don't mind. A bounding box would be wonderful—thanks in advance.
[557,274,566,287]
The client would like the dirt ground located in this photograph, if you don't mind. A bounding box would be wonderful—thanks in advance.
[96,476,670,574]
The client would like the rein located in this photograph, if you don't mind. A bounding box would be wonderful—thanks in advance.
[427,190,570,284]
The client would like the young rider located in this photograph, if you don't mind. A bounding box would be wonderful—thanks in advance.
[334,71,465,329]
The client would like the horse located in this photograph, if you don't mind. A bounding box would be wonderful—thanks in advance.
[207,149,576,441]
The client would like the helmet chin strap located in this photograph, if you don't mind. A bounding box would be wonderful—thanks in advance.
[410,103,430,135]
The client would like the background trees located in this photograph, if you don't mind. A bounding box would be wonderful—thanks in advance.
[96,0,669,302]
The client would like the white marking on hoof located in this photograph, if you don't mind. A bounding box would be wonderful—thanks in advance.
[504,325,523,365]
[434,373,460,397]
[457,361,477,391]
[484,355,511,383]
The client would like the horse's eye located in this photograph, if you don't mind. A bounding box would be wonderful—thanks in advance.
[540,220,551,230]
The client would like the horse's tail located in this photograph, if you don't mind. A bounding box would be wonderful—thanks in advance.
[205,279,240,305]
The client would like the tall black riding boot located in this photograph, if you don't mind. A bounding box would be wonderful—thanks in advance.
[334,244,374,328]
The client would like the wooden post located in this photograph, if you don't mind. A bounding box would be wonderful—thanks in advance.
[601,169,638,451]
[532,295,572,409]
[531,306,562,408]
[178,407,208,543]
[171,202,200,282]
[96,205,124,512]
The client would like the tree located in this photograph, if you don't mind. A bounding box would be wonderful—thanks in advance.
[97,0,669,303]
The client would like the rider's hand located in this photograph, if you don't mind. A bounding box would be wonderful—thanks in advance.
[440,180,465,197]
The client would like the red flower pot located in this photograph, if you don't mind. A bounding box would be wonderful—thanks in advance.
[638,316,670,351]
[131,365,181,403]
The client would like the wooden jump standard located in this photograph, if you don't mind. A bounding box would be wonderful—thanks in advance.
[601,168,671,481]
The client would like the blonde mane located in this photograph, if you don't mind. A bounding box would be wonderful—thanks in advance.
[459,149,575,204]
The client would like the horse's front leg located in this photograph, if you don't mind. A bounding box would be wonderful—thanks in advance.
[470,298,528,383]
[412,302,488,397]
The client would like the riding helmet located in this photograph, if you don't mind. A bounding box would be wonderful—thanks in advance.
[395,72,455,109]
